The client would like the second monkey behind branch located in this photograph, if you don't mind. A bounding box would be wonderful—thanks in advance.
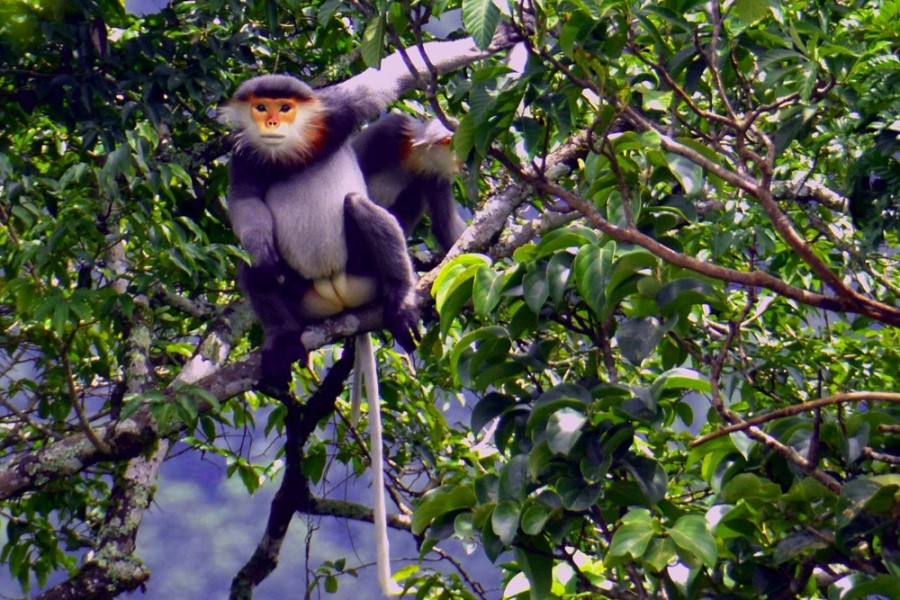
[353,112,467,252]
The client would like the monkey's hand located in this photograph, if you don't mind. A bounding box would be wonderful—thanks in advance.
[242,261,287,293]
[383,294,421,354]
[242,230,280,271]
[240,231,287,292]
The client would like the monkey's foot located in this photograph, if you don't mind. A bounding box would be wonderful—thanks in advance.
[259,334,307,396]
[384,299,421,354]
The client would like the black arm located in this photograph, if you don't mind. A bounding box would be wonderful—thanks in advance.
[424,178,467,250]
[343,193,420,352]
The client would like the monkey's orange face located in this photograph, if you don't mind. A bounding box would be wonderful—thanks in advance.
[247,95,302,144]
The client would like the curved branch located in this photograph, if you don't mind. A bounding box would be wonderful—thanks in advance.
[496,151,900,326]
[36,439,167,600]
[691,392,900,447]
[618,107,900,323]
[0,413,156,501]
[231,347,355,600]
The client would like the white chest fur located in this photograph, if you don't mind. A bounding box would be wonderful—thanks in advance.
[266,145,367,279]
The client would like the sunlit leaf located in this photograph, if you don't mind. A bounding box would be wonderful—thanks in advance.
[608,509,655,558]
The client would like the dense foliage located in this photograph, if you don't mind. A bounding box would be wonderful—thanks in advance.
[1,0,899,599]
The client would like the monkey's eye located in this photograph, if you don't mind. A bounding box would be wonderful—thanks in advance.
[280,104,293,113]
[254,104,267,112]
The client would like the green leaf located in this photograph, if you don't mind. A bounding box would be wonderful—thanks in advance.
[462,0,501,49]
[733,0,770,24]
[773,532,829,564]
[534,225,598,257]
[471,391,517,434]
[474,473,499,504]
[473,359,526,391]
[454,512,475,538]
[657,277,721,315]
[607,249,658,297]
[668,514,717,568]
[574,242,614,317]
[481,517,504,562]
[528,440,555,480]
[499,454,530,501]
[491,500,520,546]
[644,537,677,572]
[520,501,554,535]
[608,508,655,558]
[546,407,586,455]
[615,316,672,365]
[546,252,574,303]
[450,326,510,386]
[473,265,505,316]
[52,302,69,337]
[515,543,553,600]
[412,485,477,535]
[527,383,591,436]
[721,473,781,503]
[666,154,703,196]
[824,574,900,600]
[360,16,385,68]
[557,475,603,511]
[302,441,327,484]
[264,0,279,35]
[523,262,550,314]
[649,367,712,399]
[434,254,491,334]
[623,456,668,504]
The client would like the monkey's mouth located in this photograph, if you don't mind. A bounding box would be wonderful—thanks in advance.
[259,134,287,145]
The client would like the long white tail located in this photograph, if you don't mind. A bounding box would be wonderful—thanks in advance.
[355,333,400,596]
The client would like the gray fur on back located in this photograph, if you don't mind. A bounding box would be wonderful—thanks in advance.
[365,166,412,209]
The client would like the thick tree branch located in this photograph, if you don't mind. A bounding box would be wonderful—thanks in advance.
[0,413,156,501]
[231,347,355,600]
[416,131,590,293]
[0,300,258,502]
[36,441,167,600]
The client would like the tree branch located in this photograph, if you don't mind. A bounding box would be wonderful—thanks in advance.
[494,151,900,326]
[691,392,900,447]
[231,346,356,600]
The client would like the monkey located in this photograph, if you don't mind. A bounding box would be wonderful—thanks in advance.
[353,113,467,252]
[219,32,517,596]
[221,75,419,391]
[221,75,417,596]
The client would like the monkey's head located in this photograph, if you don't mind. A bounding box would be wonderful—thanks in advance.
[404,118,459,178]
[221,75,325,164]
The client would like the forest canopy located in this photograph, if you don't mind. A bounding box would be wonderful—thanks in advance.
[1,0,899,599]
